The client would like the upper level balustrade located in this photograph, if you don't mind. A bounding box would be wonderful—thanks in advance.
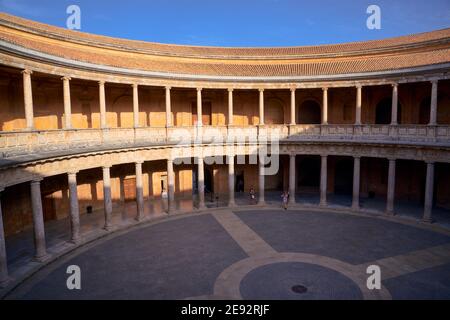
[1,124,449,160]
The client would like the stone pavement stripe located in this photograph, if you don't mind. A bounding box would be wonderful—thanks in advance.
[212,210,277,257]
[357,243,450,280]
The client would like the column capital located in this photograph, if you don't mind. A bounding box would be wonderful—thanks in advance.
[387,157,397,162]
[67,170,79,176]
[426,160,435,165]
[258,88,265,93]
[197,87,203,92]
[322,87,328,92]
[131,83,138,89]
[355,84,362,89]
[61,76,71,81]
[353,156,361,160]
[102,165,111,170]
[165,86,171,90]
[430,79,439,85]
[135,160,144,165]
[290,86,297,92]
[320,154,328,158]
[228,88,234,93]
[31,178,43,184]
[289,153,296,158]
[21,69,33,75]
[98,80,106,86]
[391,82,398,88]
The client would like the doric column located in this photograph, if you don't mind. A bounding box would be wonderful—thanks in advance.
[197,157,206,210]
[423,162,435,223]
[289,154,296,204]
[197,88,203,126]
[386,158,396,215]
[228,88,234,126]
[62,76,72,129]
[228,155,236,206]
[322,87,328,125]
[167,158,176,213]
[290,88,296,125]
[30,179,48,261]
[68,172,80,243]
[132,84,140,128]
[355,85,362,125]
[0,187,10,287]
[352,157,361,210]
[99,81,107,129]
[391,83,398,125]
[22,69,34,130]
[135,161,144,221]
[259,89,265,125]
[165,86,172,127]
[429,80,438,126]
[102,166,113,230]
[258,159,265,205]
[320,155,328,206]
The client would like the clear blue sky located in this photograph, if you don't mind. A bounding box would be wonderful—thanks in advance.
[0,0,449,47]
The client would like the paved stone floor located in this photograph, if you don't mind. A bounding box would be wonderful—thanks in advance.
[4,208,450,300]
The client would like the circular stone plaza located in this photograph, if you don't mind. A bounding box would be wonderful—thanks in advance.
[0,13,450,300]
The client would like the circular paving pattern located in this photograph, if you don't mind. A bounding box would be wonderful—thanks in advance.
[4,209,450,300]
[240,262,363,300]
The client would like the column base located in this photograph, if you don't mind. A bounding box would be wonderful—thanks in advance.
[385,210,395,216]
[319,201,327,207]
[422,217,433,224]
[0,276,13,289]
[33,253,51,263]
[69,237,82,245]
[228,200,236,207]
[351,204,360,211]
[103,224,114,232]
[197,204,207,211]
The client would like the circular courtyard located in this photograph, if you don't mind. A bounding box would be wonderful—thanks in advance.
[5,208,450,300]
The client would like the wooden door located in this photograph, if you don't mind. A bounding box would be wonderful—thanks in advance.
[123,178,136,201]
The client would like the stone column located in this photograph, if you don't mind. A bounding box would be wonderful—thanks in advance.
[167,158,176,213]
[197,88,203,126]
[352,157,361,210]
[429,80,438,126]
[320,155,328,206]
[165,86,172,127]
[258,159,265,205]
[391,83,398,125]
[0,187,10,287]
[355,85,362,125]
[102,166,113,230]
[322,88,328,125]
[132,84,140,128]
[68,172,80,243]
[289,154,296,204]
[386,159,396,215]
[135,161,144,221]
[30,179,48,261]
[62,76,72,129]
[197,157,206,210]
[228,88,234,126]
[22,69,34,130]
[228,155,236,206]
[259,89,265,125]
[423,162,435,223]
[99,81,107,129]
[290,88,296,125]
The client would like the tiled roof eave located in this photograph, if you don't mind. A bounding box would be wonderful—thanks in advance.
[1,40,449,83]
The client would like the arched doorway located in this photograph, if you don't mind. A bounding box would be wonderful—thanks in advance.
[334,158,353,195]
[375,98,402,124]
[265,98,284,124]
[298,100,321,124]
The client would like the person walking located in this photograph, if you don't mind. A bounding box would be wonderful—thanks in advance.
[250,187,256,205]
[281,191,289,210]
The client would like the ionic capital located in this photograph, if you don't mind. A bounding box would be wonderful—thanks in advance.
[21,69,33,75]
[61,76,72,82]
